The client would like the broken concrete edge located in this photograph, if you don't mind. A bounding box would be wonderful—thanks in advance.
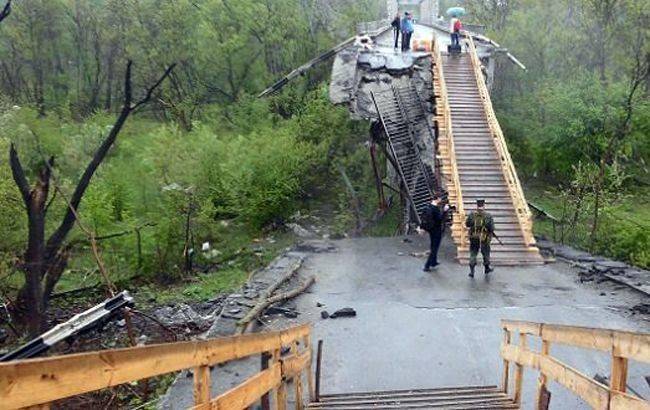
[158,240,336,408]
[203,252,306,339]
[536,238,650,297]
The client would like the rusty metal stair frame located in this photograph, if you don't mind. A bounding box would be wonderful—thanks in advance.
[391,83,436,212]
[371,84,434,227]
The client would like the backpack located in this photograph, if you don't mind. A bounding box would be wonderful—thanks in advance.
[421,205,437,232]
[470,212,489,242]
[453,19,462,32]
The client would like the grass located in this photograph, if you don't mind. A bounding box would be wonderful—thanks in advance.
[133,229,294,306]
[524,183,650,268]
[0,224,295,307]
[364,203,402,237]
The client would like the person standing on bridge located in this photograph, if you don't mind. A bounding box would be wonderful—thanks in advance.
[391,12,401,49]
[465,199,494,277]
[450,16,462,46]
[401,12,414,51]
[417,194,449,271]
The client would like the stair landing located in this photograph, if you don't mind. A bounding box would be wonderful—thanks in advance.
[308,385,518,409]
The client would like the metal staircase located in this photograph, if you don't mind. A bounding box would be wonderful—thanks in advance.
[372,83,435,226]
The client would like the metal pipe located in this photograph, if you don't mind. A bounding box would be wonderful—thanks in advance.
[315,340,323,402]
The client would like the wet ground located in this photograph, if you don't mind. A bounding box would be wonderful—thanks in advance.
[160,234,650,409]
[273,234,650,409]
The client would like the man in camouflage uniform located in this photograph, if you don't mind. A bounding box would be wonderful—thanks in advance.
[465,199,495,277]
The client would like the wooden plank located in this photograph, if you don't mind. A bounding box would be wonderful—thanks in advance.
[501,330,511,395]
[0,325,309,409]
[535,340,550,409]
[283,350,311,380]
[193,365,211,406]
[610,391,650,410]
[513,333,527,404]
[610,354,628,392]
[541,356,609,410]
[278,376,288,410]
[196,362,281,410]
[304,335,315,402]
[261,352,272,410]
[501,344,610,410]
[502,320,650,362]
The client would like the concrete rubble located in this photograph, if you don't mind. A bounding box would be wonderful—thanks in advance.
[537,238,650,296]
[159,240,336,409]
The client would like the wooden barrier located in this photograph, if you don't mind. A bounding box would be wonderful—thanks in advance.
[0,324,313,410]
[466,37,536,248]
[431,35,467,247]
[500,320,650,409]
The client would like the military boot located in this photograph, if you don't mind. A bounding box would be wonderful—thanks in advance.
[469,265,475,278]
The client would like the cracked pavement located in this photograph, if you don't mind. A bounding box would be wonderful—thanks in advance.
[271,235,650,409]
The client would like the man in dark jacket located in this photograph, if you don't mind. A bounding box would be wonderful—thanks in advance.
[418,194,448,271]
[391,12,401,49]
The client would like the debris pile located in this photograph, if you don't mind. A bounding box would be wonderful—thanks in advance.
[537,239,649,297]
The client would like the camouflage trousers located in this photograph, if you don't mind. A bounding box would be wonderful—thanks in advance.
[469,238,490,266]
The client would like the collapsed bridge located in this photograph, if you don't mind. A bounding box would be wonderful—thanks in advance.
[329,23,542,265]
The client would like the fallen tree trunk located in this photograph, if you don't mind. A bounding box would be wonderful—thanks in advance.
[255,258,302,299]
[237,276,316,333]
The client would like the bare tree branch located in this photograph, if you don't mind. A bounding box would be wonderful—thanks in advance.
[0,1,11,24]
[44,61,175,264]
[132,63,177,111]
[9,143,31,205]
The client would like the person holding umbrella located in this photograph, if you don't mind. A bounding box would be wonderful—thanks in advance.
[446,7,466,47]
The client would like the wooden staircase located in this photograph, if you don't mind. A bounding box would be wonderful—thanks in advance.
[307,385,518,409]
[433,38,543,266]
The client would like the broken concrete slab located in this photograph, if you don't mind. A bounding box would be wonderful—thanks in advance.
[159,249,314,409]
[294,240,337,253]
[330,307,357,318]
[537,238,650,297]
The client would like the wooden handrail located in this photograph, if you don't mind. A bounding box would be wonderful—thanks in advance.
[0,324,313,409]
[465,37,536,248]
[431,36,467,246]
[499,320,650,409]
[502,320,650,362]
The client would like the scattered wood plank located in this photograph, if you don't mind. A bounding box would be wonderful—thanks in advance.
[237,276,316,333]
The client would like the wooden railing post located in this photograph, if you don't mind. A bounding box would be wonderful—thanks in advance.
[294,341,304,410]
[193,365,211,406]
[304,334,315,402]
[501,329,511,395]
[535,339,550,409]
[275,347,288,410]
[610,350,629,393]
[513,332,527,405]
[261,352,272,410]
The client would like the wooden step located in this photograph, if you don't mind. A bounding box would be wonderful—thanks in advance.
[309,385,519,409]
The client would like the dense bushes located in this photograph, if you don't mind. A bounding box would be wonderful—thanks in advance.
[203,128,323,228]
[0,89,362,293]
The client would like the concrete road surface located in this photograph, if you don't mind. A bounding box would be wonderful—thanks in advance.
[282,235,650,409]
